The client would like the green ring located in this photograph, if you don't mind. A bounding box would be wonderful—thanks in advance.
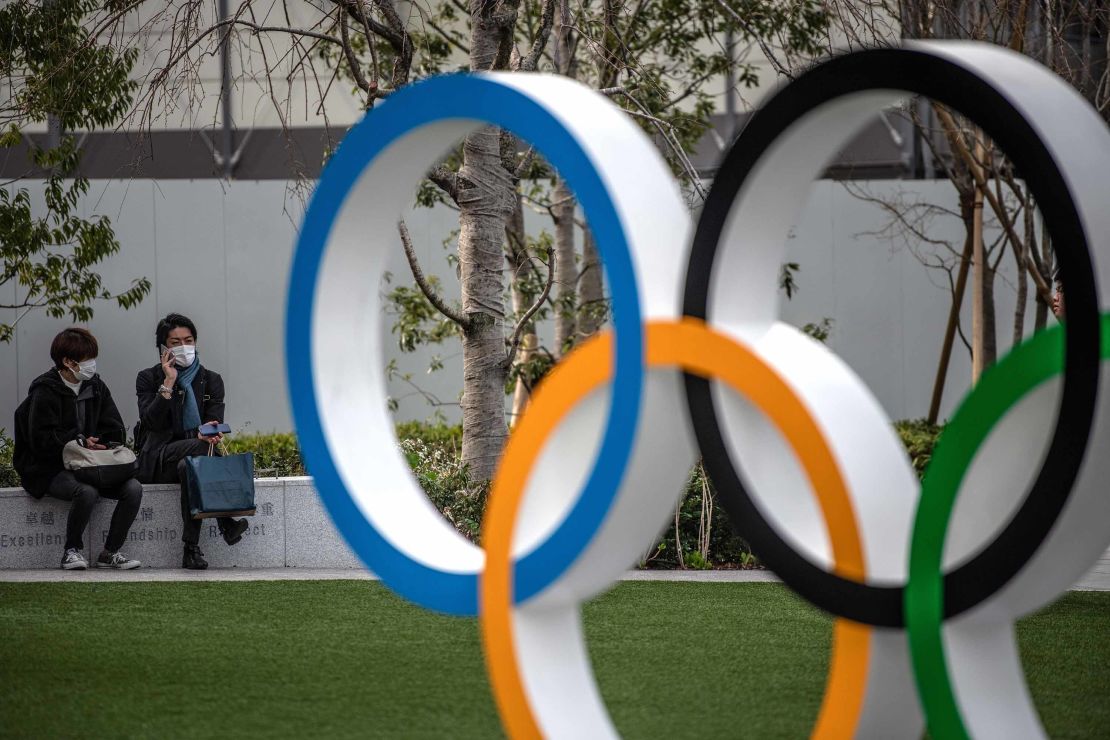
[906,315,1110,739]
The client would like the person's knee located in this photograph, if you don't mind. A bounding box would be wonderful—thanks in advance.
[122,479,143,505]
[185,438,210,453]
[176,458,190,479]
[73,483,98,506]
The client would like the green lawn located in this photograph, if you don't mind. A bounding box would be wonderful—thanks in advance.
[0,582,1107,738]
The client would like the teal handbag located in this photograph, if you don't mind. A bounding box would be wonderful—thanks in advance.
[183,445,257,519]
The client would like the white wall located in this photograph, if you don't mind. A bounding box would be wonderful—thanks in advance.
[780,180,1032,422]
[1,176,1035,442]
[2,180,303,436]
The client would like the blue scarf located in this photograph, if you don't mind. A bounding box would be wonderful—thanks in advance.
[176,356,202,432]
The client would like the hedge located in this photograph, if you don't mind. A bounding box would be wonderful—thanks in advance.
[0,420,943,569]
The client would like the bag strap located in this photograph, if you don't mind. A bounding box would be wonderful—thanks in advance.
[75,396,87,438]
[206,439,231,457]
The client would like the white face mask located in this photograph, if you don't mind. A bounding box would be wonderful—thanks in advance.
[71,359,96,381]
[170,345,197,368]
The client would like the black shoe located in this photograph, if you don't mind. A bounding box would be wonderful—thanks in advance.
[96,550,141,570]
[183,545,209,570]
[221,518,249,546]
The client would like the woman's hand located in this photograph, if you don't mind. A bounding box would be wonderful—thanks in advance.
[161,348,178,388]
[84,436,108,450]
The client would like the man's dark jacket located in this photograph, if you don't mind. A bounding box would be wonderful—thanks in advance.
[135,363,225,483]
[18,369,127,498]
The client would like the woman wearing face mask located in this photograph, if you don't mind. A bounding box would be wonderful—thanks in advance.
[20,327,142,570]
[135,313,247,569]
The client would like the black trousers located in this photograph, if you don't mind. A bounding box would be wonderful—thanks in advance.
[46,471,143,553]
[155,439,236,546]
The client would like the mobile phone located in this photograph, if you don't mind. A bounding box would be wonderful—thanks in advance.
[198,423,232,437]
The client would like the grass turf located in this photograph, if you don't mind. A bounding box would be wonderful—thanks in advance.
[0,581,1107,738]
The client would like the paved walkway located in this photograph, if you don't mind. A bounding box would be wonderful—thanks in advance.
[0,568,780,584]
[1071,548,1110,591]
[3,552,1109,589]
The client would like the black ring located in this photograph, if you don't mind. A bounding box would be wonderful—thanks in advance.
[683,47,1099,628]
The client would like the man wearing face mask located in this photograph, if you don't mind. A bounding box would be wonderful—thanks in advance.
[135,313,248,569]
[16,328,143,569]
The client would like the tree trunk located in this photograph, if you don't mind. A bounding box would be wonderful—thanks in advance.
[1013,252,1028,347]
[971,177,986,382]
[577,228,605,339]
[550,0,581,357]
[927,207,973,425]
[454,0,519,484]
[981,259,997,367]
[1035,295,1050,330]
[552,177,578,356]
[1035,219,1053,331]
[554,0,573,76]
[1013,193,1033,347]
[457,126,513,483]
[969,134,999,376]
[506,193,536,424]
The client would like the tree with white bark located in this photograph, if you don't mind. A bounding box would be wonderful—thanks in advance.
[96,0,827,483]
[819,0,1107,420]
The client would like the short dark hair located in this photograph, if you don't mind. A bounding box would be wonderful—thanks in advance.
[156,313,198,348]
[50,328,98,369]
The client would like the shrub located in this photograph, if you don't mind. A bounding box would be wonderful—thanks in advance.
[225,426,486,541]
[401,436,487,542]
[225,425,464,480]
[894,418,943,478]
[225,432,307,478]
[0,419,946,570]
[395,421,462,454]
[0,429,18,488]
[642,462,759,570]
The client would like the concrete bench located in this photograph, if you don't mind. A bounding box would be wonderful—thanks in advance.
[0,477,365,570]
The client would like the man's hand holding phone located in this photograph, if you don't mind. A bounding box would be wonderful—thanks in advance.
[198,421,231,442]
[160,347,178,387]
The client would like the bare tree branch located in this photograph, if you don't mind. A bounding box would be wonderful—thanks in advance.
[357,3,381,87]
[997,167,1051,281]
[716,0,796,80]
[388,370,462,408]
[398,219,469,328]
[339,7,373,101]
[505,248,556,366]
[147,14,343,107]
[331,0,412,90]
[332,0,404,48]
[513,145,538,179]
[410,2,471,55]
[429,165,460,202]
[521,0,557,71]
[365,0,414,88]
[605,88,707,198]
[934,105,1053,304]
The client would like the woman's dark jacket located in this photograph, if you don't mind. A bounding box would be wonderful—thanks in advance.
[19,369,127,498]
[134,363,225,483]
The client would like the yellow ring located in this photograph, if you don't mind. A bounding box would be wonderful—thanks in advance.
[480,318,870,738]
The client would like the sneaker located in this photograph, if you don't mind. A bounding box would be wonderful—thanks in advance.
[221,518,250,546]
[96,550,141,570]
[182,545,208,570]
[61,548,87,570]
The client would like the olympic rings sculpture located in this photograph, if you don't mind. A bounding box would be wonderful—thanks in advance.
[286,42,1110,739]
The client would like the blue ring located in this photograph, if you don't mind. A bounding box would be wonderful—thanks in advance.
[286,74,644,615]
